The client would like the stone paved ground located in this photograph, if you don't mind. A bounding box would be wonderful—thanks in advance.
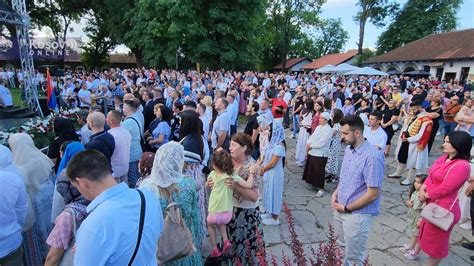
[262,129,473,265]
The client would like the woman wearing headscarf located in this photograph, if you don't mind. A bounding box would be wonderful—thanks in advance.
[260,121,286,226]
[51,141,88,221]
[0,145,28,265]
[139,142,203,265]
[45,142,89,266]
[9,132,54,266]
[302,112,333,198]
[47,117,79,174]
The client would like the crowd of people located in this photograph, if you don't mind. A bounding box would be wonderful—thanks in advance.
[0,67,473,266]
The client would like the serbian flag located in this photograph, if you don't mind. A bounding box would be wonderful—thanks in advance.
[46,68,58,111]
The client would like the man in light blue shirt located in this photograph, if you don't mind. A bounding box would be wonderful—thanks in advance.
[331,115,383,266]
[122,99,144,188]
[227,94,239,136]
[0,145,28,264]
[67,150,163,265]
[211,97,231,150]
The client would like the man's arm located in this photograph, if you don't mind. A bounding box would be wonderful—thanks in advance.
[216,130,227,149]
[345,187,379,211]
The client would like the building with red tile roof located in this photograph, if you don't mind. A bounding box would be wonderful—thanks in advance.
[365,29,474,83]
[302,50,358,70]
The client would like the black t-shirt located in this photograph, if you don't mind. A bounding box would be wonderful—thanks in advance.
[244,113,260,149]
[425,106,443,128]
[244,113,259,136]
[353,92,363,109]
[355,106,371,116]
[382,108,400,125]
[294,95,304,115]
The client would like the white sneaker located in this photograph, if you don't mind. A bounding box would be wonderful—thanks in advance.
[400,178,411,186]
[261,213,271,220]
[399,244,411,253]
[459,221,472,230]
[315,190,325,198]
[262,218,280,226]
[404,250,419,260]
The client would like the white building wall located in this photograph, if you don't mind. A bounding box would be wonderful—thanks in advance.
[290,59,312,72]
[367,60,474,81]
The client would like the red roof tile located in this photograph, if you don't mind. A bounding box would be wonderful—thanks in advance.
[302,50,358,70]
[366,28,474,64]
[273,57,311,69]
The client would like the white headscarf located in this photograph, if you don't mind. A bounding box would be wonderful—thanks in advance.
[149,141,184,188]
[0,144,19,174]
[8,133,53,196]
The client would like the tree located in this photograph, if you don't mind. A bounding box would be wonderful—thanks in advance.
[354,0,398,55]
[81,12,116,70]
[264,0,325,71]
[28,0,91,65]
[376,0,461,54]
[311,18,349,58]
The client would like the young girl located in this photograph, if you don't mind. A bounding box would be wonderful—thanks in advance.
[454,98,473,132]
[399,174,428,260]
[206,150,254,257]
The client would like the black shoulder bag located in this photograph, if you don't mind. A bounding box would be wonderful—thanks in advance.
[128,189,146,266]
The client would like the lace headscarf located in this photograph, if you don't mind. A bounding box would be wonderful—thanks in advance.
[264,120,286,164]
[9,133,53,196]
[149,141,184,188]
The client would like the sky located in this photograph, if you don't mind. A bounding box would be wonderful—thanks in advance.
[33,0,474,53]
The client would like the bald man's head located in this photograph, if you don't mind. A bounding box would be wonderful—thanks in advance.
[87,111,106,133]
[123,93,135,101]
[107,110,122,128]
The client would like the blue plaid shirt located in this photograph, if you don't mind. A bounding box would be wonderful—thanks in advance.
[337,140,384,215]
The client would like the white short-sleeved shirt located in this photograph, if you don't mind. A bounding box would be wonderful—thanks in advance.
[363,126,388,151]
[77,89,91,107]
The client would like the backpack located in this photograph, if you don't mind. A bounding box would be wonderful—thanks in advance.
[157,199,196,263]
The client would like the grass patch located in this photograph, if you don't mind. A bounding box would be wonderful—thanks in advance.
[10,87,24,106]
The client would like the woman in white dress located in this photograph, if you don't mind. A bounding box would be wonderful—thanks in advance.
[295,99,314,166]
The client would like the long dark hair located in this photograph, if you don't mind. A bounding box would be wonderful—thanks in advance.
[303,99,314,116]
[54,117,79,140]
[158,105,173,125]
[179,110,204,159]
[408,174,428,199]
[447,131,472,161]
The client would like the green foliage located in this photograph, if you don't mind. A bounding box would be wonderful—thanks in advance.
[354,0,399,54]
[287,18,348,60]
[260,0,326,71]
[354,48,376,66]
[376,0,461,54]
[80,12,116,70]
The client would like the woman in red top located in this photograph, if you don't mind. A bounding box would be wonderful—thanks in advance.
[417,131,472,265]
[271,90,288,119]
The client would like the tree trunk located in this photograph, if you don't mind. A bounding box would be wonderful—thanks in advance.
[131,47,144,67]
[357,18,366,55]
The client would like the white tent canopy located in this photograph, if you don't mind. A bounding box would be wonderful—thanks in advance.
[332,63,360,73]
[343,66,389,76]
[314,64,336,73]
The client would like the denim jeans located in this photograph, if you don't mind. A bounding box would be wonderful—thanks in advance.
[292,114,300,135]
[444,121,457,136]
[128,161,139,188]
[334,212,374,266]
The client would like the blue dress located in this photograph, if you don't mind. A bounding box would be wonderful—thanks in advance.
[158,177,203,266]
[262,144,285,216]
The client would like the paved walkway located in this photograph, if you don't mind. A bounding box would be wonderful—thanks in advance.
[262,129,473,265]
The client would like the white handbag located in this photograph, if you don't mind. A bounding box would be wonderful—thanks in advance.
[420,163,460,231]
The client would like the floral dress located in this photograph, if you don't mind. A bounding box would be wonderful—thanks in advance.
[406,190,423,236]
[143,177,203,266]
[325,123,345,177]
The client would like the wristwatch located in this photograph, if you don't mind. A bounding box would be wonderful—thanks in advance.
[344,206,352,213]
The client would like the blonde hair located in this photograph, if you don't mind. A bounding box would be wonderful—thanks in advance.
[202,96,213,107]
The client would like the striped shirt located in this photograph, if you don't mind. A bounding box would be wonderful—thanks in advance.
[337,140,384,215]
